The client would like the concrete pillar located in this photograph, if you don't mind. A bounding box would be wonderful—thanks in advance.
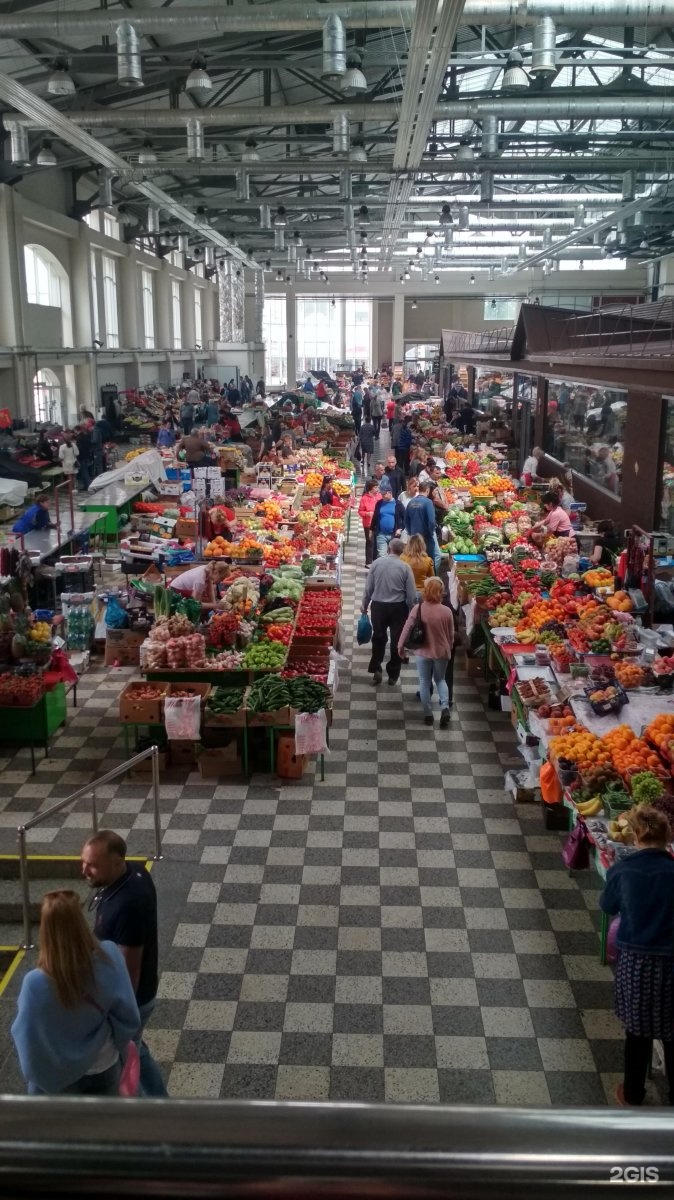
[285,290,296,387]
[70,233,93,350]
[75,358,97,417]
[0,187,24,348]
[183,277,196,350]
[392,292,404,367]
[119,251,139,349]
[156,267,171,350]
[371,299,379,371]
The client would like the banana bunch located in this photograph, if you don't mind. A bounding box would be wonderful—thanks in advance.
[575,796,603,817]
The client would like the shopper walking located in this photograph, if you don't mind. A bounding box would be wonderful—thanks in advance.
[385,393,396,429]
[600,806,674,1107]
[81,830,167,1097]
[361,538,416,686]
[371,482,405,560]
[179,398,194,435]
[351,384,363,434]
[358,416,375,476]
[398,576,454,727]
[401,534,435,595]
[384,453,406,499]
[358,478,379,566]
[396,417,413,474]
[11,889,139,1096]
[438,554,459,714]
[370,390,383,438]
[404,480,437,562]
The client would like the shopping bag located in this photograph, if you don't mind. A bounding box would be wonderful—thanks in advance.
[118,1040,140,1097]
[540,760,563,806]
[606,916,621,965]
[164,695,202,740]
[404,603,425,649]
[561,820,591,871]
[357,613,372,645]
[295,710,329,755]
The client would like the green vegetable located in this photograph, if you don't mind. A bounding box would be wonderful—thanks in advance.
[630,771,665,805]
[301,557,317,576]
[207,686,246,715]
[285,676,331,713]
[243,641,287,670]
[246,675,290,712]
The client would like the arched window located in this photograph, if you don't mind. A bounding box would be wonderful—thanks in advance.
[24,244,72,347]
[33,369,63,426]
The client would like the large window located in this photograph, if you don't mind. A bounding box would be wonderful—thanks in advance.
[544,378,625,496]
[171,279,182,349]
[194,288,203,348]
[344,298,371,369]
[141,269,155,350]
[296,298,341,376]
[33,368,62,425]
[24,244,61,307]
[90,250,100,343]
[103,212,120,240]
[475,368,514,413]
[263,295,288,386]
[404,342,439,377]
[101,254,119,348]
[484,298,519,322]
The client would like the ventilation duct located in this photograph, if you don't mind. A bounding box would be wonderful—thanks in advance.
[147,206,160,234]
[542,225,552,249]
[259,205,271,230]
[204,246,216,270]
[288,243,297,263]
[488,265,496,281]
[332,112,349,155]
[178,233,189,254]
[98,170,113,208]
[186,118,204,161]
[8,122,29,165]
[341,168,352,200]
[274,227,285,251]
[481,116,498,157]
[622,169,636,202]
[480,169,494,203]
[253,269,264,344]
[444,227,454,247]
[518,242,528,261]
[458,206,470,231]
[322,13,346,80]
[116,22,143,89]
[574,203,586,228]
[531,17,556,76]
[236,171,250,201]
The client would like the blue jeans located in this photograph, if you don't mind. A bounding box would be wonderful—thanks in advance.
[416,656,449,715]
[29,1058,122,1096]
[138,998,168,1097]
[376,532,393,558]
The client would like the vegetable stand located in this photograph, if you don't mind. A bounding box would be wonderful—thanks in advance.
[0,683,66,774]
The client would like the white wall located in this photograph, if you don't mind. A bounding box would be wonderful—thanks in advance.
[0,176,220,424]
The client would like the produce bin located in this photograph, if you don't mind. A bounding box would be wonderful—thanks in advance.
[119,681,166,724]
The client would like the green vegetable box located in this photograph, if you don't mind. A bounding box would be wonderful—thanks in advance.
[204,685,248,728]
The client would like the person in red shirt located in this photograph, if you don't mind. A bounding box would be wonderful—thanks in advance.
[385,394,396,429]
[358,478,379,566]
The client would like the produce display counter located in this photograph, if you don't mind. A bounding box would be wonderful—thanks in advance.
[0,682,67,773]
[19,510,103,563]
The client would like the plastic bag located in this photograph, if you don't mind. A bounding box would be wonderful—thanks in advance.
[606,915,621,965]
[164,695,202,740]
[105,595,129,629]
[357,613,372,645]
[50,647,78,684]
[562,820,591,871]
[295,710,329,755]
[540,760,562,806]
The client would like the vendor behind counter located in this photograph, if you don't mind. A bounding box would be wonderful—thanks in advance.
[168,561,229,612]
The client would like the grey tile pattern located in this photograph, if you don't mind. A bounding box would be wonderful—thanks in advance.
[0,488,652,1107]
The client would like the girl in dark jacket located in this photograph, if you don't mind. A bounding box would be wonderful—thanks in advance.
[600,805,674,1106]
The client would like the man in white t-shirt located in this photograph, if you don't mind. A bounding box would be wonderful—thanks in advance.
[58,432,78,476]
[521,446,543,484]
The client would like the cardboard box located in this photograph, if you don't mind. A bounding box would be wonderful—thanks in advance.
[168,739,197,767]
[105,628,146,667]
[130,749,168,777]
[198,742,241,778]
[175,518,197,539]
[119,681,166,724]
[464,649,485,678]
[166,682,211,704]
[247,705,291,728]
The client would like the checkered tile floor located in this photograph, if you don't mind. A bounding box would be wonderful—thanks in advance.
[0,444,656,1105]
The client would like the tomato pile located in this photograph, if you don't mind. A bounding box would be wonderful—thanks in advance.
[207,611,240,649]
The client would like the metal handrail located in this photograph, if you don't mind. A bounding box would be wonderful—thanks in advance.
[17,744,162,948]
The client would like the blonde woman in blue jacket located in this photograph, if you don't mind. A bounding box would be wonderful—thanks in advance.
[12,889,139,1095]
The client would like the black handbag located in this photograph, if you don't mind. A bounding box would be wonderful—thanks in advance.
[405,602,426,649]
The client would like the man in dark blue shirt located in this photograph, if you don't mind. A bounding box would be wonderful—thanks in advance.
[82,829,166,1096]
[404,481,436,561]
[12,495,55,536]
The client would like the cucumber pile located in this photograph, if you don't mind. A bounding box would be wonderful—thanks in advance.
[207,686,246,715]
[246,674,331,714]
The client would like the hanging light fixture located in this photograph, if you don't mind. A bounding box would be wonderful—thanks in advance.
[411,299,417,309]
[439,204,453,226]
[351,138,367,164]
[195,205,210,226]
[341,50,367,95]
[47,57,75,96]
[434,274,440,284]
[274,205,287,227]
[138,140,157,165]
[404,267,410,281]
[186,53,212,93]
[502,50,529,90]
[357,205,369,227]
[242,138,260,164]
[455,141,474,162]
[469,274,476,285]
[275,269,284,282]
[36,140,57,168]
